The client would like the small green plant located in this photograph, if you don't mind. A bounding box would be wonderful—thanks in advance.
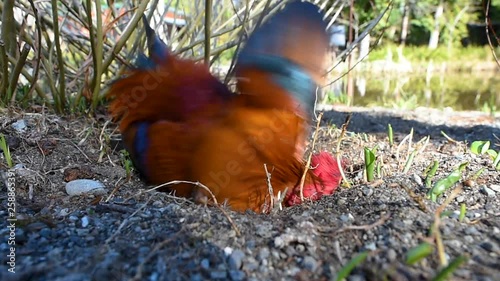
[0,134,13,168]
[324,90,350,105]
[470,141,500,170]
[336,251,369,281]
[459,203,466,222]
[364,147,377,182]
[432,255,468,281]
[406,242,434,265]
[387,124,394,146]
[119,149,134,179]
[427,162,468,202]
[424,160,439,188]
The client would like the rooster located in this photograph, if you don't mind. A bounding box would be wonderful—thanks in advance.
[189,1,342,212]
[107,16,234,197]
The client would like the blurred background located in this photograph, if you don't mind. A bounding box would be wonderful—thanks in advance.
[0,0,499,115]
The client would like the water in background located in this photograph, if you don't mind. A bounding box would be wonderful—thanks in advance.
[322,71,499,112]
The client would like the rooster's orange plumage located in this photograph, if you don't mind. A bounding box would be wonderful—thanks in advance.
[107,17,233,197]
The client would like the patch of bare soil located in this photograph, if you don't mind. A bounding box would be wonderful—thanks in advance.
[0,106,499,281]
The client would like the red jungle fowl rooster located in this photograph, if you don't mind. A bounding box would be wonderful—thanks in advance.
[107,1,342,212]
[189,1,342,212]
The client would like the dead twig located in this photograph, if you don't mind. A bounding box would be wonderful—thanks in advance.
[432,186,463,267]
[96,202,136,214]
[319,213,390,235]
[484,0,500,69]
[264,163,274,211]
[299,111,323,201]
[336,213,390,234]
[399,182,429,212]
[336,113,352,187]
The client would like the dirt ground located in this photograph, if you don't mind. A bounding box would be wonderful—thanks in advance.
[0,105,499,281]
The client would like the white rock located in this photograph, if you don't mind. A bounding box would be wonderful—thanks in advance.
[11,120,27,133]
[480,185,496,197]
[65,179,106,196]
[81,216,89,228]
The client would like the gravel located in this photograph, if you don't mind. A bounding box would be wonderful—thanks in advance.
[1,107,499,280]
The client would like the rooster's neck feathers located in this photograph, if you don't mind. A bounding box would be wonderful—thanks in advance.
[237,54,316,115]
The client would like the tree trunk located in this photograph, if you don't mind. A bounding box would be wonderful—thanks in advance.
[1,0,17,57]
[400,0,410,46]
[428,0,444,49]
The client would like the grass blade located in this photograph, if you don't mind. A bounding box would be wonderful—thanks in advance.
[432,255,468,281]
[425,160,439,188]
[336,251,369,281]
[406,242,434,265]
[459,203,466,222]
[0,134,13,168]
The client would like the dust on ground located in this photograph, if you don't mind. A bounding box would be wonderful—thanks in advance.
[0,106,499,281]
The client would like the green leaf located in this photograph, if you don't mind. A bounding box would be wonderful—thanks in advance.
[432,255,468,281]
[364,148,376,182]
[470,141,490,155]
[387,124,394,146]
[336,251,369,281]
[428,162,468,202]
[485,149,498,159]
[425,160,439,188]
[459,203,466,222]
[406,243,434,265]
[493,152,500,171]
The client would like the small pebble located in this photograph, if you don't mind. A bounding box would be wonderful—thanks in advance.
[242,257,259,271]
[336,198,347,206]
[464,235,474,243]
[365,242,377,251]
[200,259,210,270]
[228,249,245,270]
[463,179,476,187]
[340,213,354,222]
[258,248,270,261]
[210,271,227,279]
[479,241,499,254]
[480,185,495,197]
[224,247,233,256]
[81,216,89,228]
[387,249,397,261]
[295,244,305,253]
[303,256,318,271]
[11,119,27,133]
[413,174,423,185]
[229,270,245,281]
[152,200,164,208]
[362,187,374,197]
[39,228,51,238]
[465,226,480,236]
